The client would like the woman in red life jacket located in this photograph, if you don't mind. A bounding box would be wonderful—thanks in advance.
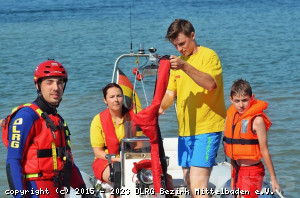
[223,79,281,198]
[90,83,134,187]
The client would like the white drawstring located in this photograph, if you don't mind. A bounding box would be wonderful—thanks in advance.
[276,189,284,198]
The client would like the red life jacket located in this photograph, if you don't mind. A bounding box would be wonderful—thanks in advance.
[2,103,71,180]
[99,108,135,154]
[223,99,272,161]
[133,58,171,193]
[100,108,120,154]
[1,103,41,148]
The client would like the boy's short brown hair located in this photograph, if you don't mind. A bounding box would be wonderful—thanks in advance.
[165,19,195,41]
[230,79,252,97]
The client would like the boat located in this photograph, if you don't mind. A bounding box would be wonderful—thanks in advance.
[66,45,284,198]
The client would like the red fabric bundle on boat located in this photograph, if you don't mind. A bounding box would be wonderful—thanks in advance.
[133,58,170,193]
[132,159,153,173]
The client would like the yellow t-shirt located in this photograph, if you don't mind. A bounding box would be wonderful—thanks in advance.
[90,113,125,149]
[167,46,226,136]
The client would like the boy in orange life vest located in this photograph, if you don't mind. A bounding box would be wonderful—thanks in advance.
[223,79,281,198]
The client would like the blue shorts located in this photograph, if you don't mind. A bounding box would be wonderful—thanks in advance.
[178,132,221,168]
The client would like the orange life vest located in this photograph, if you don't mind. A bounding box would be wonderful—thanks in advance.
[3,103,71,180]
[223,99,272,161]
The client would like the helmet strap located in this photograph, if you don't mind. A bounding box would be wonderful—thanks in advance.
[63,82,67,93]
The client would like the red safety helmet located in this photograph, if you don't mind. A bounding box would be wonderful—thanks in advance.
[34,60,68,83]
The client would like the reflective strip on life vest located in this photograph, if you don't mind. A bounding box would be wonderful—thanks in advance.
[11,106,19,113]
[24,173,41,179]
[35,108,43,117]
[64,121,71,148]
[51,142,58,170]
[11,103,31,113]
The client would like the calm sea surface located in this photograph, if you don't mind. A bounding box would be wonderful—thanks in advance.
[0,0,299,197]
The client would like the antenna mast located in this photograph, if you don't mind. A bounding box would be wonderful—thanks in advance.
[130,3,133,53]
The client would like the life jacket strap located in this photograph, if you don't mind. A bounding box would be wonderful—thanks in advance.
[41,112,59,139]
[62,120,71,150]
[37,147,65,158]
[223,136,259,145]
[52,142,58,171]
[232,160,239,198]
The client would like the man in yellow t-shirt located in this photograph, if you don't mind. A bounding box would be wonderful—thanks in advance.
[160,19,226,198]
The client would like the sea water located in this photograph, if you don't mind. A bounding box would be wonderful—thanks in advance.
[0,0,299,197]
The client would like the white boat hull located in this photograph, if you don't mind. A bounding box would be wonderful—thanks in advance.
[66,137,282,198]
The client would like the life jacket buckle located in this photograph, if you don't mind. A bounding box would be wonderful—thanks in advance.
[241,138,245,145]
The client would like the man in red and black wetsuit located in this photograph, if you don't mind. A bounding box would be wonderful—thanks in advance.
[5,60,87,198]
